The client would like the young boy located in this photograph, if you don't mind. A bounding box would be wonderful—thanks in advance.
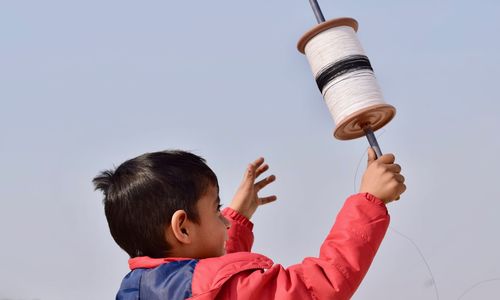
[93,148,405,299]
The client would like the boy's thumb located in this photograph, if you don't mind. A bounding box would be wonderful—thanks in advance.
[367,148,377,165]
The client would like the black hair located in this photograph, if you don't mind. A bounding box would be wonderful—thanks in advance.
[93,150,218,258]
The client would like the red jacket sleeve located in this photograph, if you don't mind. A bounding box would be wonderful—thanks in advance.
[222,207,254,253]
[217,193,390,299]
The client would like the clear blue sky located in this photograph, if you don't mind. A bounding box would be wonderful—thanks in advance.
[1,1,499,299]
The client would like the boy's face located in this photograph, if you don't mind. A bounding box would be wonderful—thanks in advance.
[191,184,230,258]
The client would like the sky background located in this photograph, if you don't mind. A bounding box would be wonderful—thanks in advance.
[1,0,499,299]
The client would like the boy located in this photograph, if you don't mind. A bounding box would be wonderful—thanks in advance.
[93,148,405,299]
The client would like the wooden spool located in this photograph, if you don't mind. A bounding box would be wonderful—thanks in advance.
[297,17,396,140]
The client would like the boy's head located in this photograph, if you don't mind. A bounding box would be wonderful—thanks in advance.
[93,150,231,259]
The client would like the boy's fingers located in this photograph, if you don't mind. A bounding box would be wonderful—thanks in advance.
[398,183,407,196]
[378,153,396,164]
[255,164,269,178]
[246,164,255,177]
[367,148,376,165]
[255,175,276,190]
[394,173,405,183]
[259,195,277,206]
[251,157,265,169]
[243,157,264,181]
[242,164,257,187]
[388,164,402,173]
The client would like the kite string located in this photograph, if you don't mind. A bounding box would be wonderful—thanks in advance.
[353,130,440,300]
[354,132,500,299]
[389,227,439,300]
[457,278,500,299]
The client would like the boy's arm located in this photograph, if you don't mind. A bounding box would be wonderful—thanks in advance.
[198,149,405,299]
[225,193,388,299]
[222,207,254,253]
[193,193,390,299]
[224,157,276,253]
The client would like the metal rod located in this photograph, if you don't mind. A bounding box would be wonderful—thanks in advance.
[364,125,401,200]
[363,126,383,158]
[309,0,326,23]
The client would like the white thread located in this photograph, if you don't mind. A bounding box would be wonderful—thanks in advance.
[304,26,388,126]
[457,278,500,299]
[353,134,440,300]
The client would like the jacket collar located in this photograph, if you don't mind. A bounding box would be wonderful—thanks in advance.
[128,256,193,270]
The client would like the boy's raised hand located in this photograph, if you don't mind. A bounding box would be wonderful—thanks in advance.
[360,148,407,204]
[229,157,277,219]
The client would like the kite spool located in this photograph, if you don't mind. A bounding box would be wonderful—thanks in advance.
[298,1,396,157]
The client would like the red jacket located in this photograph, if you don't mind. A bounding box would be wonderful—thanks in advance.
[122,193,389,299]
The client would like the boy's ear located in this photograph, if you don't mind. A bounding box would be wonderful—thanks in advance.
[170,210,192,245]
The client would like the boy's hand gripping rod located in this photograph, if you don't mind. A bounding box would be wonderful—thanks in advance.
[308,0,383,159]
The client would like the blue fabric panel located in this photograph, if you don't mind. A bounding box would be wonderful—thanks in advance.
[116,259,198,300]
[116,269,144,300]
